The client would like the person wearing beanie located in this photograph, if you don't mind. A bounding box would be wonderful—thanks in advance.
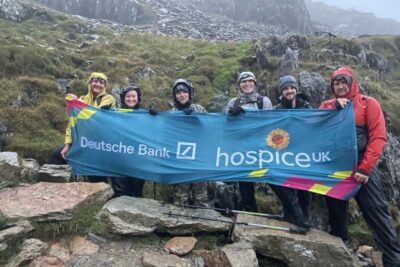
[320,66,400,266]
[224,71,273,212]
[57,72,116,183]
[110,85,145,198]
[270,75,312,230]
[170,79,206,114]
[275,75,311,109]
[169,79,208,206]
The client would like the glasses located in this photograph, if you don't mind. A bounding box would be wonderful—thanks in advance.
[91,78,106,85]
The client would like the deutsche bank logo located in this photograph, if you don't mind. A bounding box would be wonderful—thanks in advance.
[176,142,197,160]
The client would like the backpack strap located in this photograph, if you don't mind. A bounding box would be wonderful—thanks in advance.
[234,97,241,107]
[256,95,264,110]
[96,94,105,106]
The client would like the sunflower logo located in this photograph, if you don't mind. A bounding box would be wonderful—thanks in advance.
[266,129,290,150]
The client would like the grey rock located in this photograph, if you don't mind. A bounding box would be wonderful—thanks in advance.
[98,197,231,236]
[78,41,91,49]
[206,94,230,112]
[0,220,34,255]
[0,152,20,167]
[0,0,32,22]
[278,47,299,76]
[20,158,40,183]
[0,152,21,182]
[141,252,194,267]
[134,67,157,81]
[232,214,361,267]
[37,164,72,183]
[298,71,330,107]
[201,242,259,267]
[5,238,47,267]
[0,182,113,221]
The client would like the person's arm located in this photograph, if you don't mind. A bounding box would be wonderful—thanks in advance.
[358,98,387,175]
[262,97,273,110]
[98,95,116,109]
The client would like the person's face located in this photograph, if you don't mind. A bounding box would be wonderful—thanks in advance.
[175,91,189,105]
[239,80,255,94]
[333,79,350,97]
[90,78,106,96]
[282,85,297,101]
[124,90,138,108]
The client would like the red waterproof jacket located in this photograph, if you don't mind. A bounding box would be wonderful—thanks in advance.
[319,66,386,175]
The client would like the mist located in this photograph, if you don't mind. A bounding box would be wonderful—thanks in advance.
[311,0,399,22]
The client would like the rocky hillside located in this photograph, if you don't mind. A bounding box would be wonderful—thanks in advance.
[305,0,400,36]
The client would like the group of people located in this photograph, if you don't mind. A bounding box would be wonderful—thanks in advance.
[54,66,400,266]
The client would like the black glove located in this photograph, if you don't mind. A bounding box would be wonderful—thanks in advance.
[228,106,244,115]
[148,107,158,115]
[183,108,193,115]
[334,99,343,110]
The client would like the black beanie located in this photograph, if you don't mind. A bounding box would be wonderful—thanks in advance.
[278,75,298,95]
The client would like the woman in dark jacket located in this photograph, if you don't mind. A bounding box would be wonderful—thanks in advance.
[111,85,145,198]
[270,75,312,230]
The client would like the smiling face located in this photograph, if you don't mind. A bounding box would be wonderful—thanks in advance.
[124,90,138,108]
[333,79,350,97]
[90,77,106,96]
[239,80,256,94]
[175,90,190,105]
[282,85,297,101]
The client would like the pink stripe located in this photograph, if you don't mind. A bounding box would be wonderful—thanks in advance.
[66,99,87,114]
[282,177,323,191]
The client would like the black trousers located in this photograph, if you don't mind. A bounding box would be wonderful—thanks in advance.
[269,184,311,226]
[238,182,257,212]
[111,177,145,198]
[326,167,400,267]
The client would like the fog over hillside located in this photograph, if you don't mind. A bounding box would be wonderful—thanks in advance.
[311,0,400,22]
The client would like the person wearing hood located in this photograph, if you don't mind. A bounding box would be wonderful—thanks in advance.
[269,75,312,230]
[60,72,116,182]
[111,85,145,198]
[226,71,273,212]
[170,79,208,206]
[170,79,206,113]
[320,66,400,266]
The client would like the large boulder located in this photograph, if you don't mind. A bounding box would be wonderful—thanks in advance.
[0,182,112,221]
[98,197,231,235]
[232,214,361,267]
[298,71,330,107]
[0,0,32,21]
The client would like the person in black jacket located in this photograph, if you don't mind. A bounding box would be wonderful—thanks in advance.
[111,85,145,198]
[270,75,312,230]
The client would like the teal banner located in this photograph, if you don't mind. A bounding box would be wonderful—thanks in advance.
[66,99,360,200]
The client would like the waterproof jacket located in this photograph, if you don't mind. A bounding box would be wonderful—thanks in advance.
[171,103,207,113]
[274,92,311,109]
[319,66,386,175]
[226,90,272,111]
[64,84,116,144]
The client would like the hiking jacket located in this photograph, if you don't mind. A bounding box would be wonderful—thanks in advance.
[171,103,207,113]
[64,85,116,144]
[274,92,312,109]
[226,91,272,111]
[319,66,386,175]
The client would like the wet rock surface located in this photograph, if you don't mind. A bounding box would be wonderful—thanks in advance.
[0,182,112,221]
[98,196,231,235]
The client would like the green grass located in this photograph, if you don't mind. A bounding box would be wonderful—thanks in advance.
[0,10,400,162]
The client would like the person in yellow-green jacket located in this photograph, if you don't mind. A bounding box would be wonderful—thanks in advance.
[56,72,116,182]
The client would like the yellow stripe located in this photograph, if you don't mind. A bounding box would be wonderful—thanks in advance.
[248,169,268,178]
[309,184,331,195]
[69,117,77,127]
[329,171,353,180]
[77,109,96,120]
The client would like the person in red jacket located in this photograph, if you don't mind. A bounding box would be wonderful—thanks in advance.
[320,66,400,267]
